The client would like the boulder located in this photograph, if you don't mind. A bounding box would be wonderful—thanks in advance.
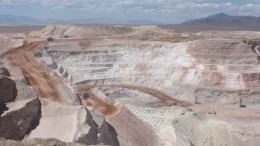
[0,66,10,76]
[0,103,7,116]
[89,109,119,146]
[0,76,16,103]
[25,99,119,145]
[15,80,37,101]
[0,97,41,140]
[26,99,99,145]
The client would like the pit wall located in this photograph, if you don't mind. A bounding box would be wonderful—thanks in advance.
[33,47,80,105]
[39,39,260,105]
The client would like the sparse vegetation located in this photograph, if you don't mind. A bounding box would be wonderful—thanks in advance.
[42,44,49,50]
[240,104,247,108]
[239,97,247,108]
[195,95,200,104]
[47,37,54,41]
[63,35,69,38]
[208,111,217,115]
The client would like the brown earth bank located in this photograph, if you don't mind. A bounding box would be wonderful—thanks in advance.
[5,42,64,102]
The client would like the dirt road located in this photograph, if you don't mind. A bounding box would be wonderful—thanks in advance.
[102,84,192,107]
[74,85,120,118]
[74,83,192,117]
[4,42,63,101]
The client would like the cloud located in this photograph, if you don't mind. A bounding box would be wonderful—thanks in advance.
[1,0,260,23]
[241,3,260,9]
[27,0,260,16]
[0,0,14,5]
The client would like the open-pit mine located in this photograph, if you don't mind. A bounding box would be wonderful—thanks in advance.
[1,25,260,146]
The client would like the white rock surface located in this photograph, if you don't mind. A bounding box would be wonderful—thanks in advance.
[25,98,118,145]
[26,99,97,144]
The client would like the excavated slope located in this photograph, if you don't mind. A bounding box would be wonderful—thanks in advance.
[2,40,121,145]
[39,38,260,104]
[33,37,260,145]
[3,25,260,145]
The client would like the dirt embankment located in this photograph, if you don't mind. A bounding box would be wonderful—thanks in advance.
[4,42,64,102]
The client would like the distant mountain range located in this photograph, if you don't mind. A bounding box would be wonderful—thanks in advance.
[160,13,260,32]
[182,13,260,27]
[0,15,161,25]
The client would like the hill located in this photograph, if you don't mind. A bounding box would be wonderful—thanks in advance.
[160,13,260,32]
[183,13,260,27]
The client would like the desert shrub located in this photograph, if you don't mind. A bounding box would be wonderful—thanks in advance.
[239,97,247,108]
[240,104,247,108]
[63,35,69,38]
[47,37,54,41]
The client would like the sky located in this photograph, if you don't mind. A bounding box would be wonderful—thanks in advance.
[0,0,260,24]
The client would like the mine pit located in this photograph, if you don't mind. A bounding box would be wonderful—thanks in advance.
[1,25,260,145]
